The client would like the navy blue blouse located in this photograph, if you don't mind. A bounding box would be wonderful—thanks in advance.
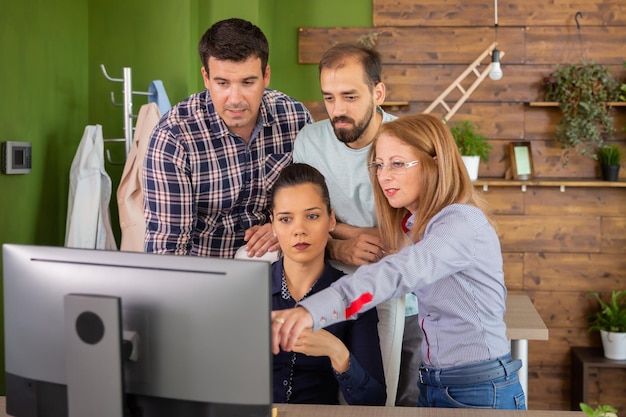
[272,259,386,405]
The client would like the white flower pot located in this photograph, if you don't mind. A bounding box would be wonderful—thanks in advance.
[461,155,480,181]
[600,330,626,360]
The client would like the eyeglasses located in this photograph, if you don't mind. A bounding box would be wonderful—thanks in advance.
[368,160,420,175]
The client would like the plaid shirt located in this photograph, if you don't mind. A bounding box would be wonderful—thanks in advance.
[143,89,312,257]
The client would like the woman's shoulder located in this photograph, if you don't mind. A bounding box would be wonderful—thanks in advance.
[435,203,487,224]
[323,261,347,282]
[423,204,491,240]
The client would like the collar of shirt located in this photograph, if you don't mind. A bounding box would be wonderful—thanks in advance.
[202,89,276,140]
[401,211,416,234]
[270,258,342,297]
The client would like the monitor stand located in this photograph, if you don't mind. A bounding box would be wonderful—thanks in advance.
[64,294,125,417]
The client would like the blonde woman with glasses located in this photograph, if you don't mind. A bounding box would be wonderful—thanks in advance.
[271,114,526,410]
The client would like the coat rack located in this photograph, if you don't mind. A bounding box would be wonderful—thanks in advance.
[100,64,153,164]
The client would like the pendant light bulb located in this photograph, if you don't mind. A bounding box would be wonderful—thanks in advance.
[489,48,503,81]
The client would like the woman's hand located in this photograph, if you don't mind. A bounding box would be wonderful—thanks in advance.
[294,329,350,374]
[271,307,314,354]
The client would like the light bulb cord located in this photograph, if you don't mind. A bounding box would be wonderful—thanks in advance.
[493,0,499,45]
[489,0,502,80]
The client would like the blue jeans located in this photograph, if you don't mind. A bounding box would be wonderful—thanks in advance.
[417,355,527,409]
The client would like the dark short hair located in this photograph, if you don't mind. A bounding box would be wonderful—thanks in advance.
[198,18,269,75]
[319,42,382,88]
[270,163,332,214]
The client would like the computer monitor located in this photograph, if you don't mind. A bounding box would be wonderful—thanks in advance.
[2,244,272,417]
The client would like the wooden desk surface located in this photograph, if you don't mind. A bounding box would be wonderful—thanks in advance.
[1,397,582,417]
[505,294,549,341]
[275,403,582,416]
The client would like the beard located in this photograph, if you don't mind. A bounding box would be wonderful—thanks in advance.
[331,102,375,144]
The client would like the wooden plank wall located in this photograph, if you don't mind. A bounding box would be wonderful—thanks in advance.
[299,0,626,411]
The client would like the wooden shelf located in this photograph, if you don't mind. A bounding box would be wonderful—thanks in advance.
[381,101,409,111]
[570,347,626,411]
[474,178,626,192]
[527,101,626,107]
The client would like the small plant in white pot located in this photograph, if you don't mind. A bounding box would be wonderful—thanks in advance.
[449,119,492,181]
[586,290,626,360]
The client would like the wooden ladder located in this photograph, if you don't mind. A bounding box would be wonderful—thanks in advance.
[422,42,504,121]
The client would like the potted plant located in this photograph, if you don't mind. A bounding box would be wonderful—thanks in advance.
[543,62,620,165]
[597,144,623,181]
[580,402,618,417]
[586,290,626,360]
[449,119,492,181]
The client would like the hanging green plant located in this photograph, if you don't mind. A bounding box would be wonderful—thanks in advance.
[543,62,620,164]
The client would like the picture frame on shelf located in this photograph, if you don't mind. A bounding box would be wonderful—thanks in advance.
[509,142,534,180]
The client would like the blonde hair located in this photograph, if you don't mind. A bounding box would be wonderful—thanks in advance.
[367,114,494,251]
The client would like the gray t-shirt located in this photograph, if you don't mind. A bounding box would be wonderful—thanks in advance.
[293,109,397,227]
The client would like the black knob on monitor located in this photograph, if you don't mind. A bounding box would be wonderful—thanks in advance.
[75,311,105,344]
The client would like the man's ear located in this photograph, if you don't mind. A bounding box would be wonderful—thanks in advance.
[264,64,271,88]
[201,66,210,89]
[373,82,386,105]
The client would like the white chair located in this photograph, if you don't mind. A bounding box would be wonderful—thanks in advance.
[234,246,279,263]
[330,260,404,406]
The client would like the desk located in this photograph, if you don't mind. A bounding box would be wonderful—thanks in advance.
[0,397,582,417]
[504,295,549,402]
[275,403,581,416]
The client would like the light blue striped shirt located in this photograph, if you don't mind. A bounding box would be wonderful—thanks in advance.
[299,203,510,368]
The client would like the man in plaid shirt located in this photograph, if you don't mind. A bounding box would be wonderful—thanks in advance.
[143,18,312,258]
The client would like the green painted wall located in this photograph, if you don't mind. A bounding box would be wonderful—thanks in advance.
[0,0,371,395]
[0,0,89,394]
[88,0,196,242]
[267,0,372,100]
[192,0,372,99]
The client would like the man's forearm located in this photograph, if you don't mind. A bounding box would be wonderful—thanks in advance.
[331,222,378,240]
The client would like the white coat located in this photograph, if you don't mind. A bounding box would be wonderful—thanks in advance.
[65,125,117,250]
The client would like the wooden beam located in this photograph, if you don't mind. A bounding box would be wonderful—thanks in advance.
[298,27,524,64]
[373,0,626,27]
